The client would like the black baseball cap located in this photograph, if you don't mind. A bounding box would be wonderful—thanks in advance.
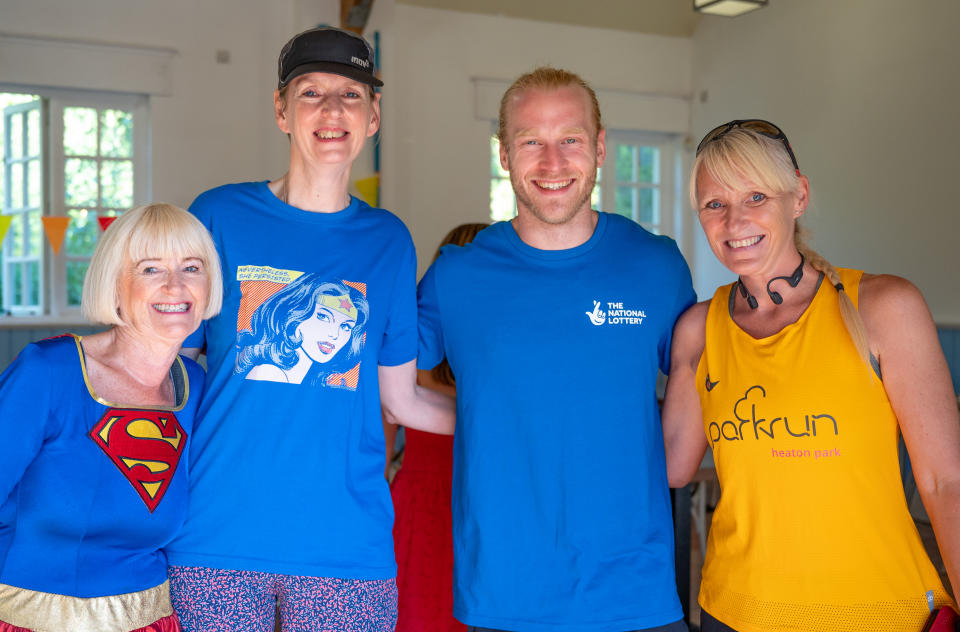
[277,26,383,89]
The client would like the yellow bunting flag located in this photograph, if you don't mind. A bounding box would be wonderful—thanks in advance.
[41,216,71,255]
[354,174,380,208]
[0,216,12,245]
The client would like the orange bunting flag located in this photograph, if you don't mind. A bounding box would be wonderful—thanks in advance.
[98,216,118,232]
[0,216,12,245]
[41,216,71,255]
[354,174,379,208]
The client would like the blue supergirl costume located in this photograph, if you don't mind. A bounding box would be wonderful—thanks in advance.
[0,335,200,629]
[418,214,696,632]
[165,182,418,580]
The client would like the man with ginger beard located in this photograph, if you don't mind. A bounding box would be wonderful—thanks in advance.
[417,67,696,631]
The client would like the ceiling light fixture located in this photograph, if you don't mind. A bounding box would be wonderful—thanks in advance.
[694,0,768,17]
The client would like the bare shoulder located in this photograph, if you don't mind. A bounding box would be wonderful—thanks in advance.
[859,273,931,322]
[676,300,710,337]
[672,300,710,368]
[858,273,935,344]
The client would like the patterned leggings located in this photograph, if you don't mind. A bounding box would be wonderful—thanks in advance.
[168,566,397,632]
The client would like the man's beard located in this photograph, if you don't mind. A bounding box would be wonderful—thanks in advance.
[510,169,597,226]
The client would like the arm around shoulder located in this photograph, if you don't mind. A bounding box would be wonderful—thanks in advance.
[860,273,960,594]
[662,301,710,488]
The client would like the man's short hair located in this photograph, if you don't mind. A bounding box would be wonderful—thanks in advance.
[496,67,602,144]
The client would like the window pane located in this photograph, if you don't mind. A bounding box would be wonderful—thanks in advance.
[27,260,39,305]
[101,160,133,207]
[490,136,508,178]
[9,214,24,257]
[27,160,41,208]
[100,109,133,158]
[27,109,40,157]
[10,163,23,208]
[66,208,99,256]
[10,263,22,304]
[615,145,635,183]
[490,178,516,221]
[67,261,88,306]
[9,113,23,159]
[64,107,97,156]
[27,211,41,255]
[638,147,659,184]
[65,158,98,207]
[638,188,660,225]
[615,186,636,219]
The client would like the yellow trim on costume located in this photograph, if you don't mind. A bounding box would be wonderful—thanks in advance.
[73,334,189,411]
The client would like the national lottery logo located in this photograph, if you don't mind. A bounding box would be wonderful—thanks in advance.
[585,299,646,327]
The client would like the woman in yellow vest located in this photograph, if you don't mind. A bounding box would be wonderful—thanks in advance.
[662,119,960,631]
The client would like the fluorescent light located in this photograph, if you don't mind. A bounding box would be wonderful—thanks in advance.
[694,0,768,17]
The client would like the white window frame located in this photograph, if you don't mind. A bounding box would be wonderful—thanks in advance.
[1,84,150,322]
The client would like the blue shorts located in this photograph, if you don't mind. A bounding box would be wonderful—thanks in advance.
[169,566,397,632]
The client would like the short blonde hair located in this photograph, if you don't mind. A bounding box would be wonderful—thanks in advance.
[497,67,602,143]
[82,203,223,326]
[690,126,873,370]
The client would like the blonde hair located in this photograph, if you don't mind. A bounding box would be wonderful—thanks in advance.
[430,222,488,387]
[82,203,223,326]
[497,67,602,143]
[691,127,872,369]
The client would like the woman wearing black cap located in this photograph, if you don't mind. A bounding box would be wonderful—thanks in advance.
[164,26,453,631]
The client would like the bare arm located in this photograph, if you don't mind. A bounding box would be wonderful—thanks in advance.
[382,412,399,480]
[379,359,455,435]
[661,302,711,488]
[861,273,960,596]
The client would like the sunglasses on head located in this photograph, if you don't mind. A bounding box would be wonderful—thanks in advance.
[695,119,800,174]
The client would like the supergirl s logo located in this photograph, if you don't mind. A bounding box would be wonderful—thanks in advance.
[89,408,186,512]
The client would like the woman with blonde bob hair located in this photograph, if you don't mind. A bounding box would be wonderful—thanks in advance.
[0,202,221,632]
[662,120,960,631]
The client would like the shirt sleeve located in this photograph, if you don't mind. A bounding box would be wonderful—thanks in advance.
[658,245,697,375]
[378,231,419,367]
[0,344,55,506]
[416,258,445,371]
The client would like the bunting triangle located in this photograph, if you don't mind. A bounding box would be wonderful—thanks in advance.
[41,217,71,255]
[0,216,12,245]
[354,174,379,208]
[98,216,118,232]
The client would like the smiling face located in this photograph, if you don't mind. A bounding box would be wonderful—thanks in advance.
[118,254,209,343]
[695,167,808,279]
[295,294,357,364]
[499,84,605,227]
[274,72,380,168]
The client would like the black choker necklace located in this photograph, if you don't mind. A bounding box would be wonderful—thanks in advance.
[737,253,805,310]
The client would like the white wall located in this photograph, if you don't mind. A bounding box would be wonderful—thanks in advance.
[690,0,960,323]
[0,0,340,210]
[373,4,694,275]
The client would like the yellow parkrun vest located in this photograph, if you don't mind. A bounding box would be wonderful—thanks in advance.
[696,268,952,632]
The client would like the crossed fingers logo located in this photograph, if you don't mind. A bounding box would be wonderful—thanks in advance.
[89,409,186,512]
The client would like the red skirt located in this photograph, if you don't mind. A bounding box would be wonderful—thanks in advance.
[0,612,180,632]
[391,428,466,632]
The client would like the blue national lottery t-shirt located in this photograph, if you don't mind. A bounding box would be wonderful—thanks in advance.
[165,181,417,579]
[418,213,696,631]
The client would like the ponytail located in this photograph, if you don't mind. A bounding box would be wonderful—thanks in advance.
[794,226,873,370]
